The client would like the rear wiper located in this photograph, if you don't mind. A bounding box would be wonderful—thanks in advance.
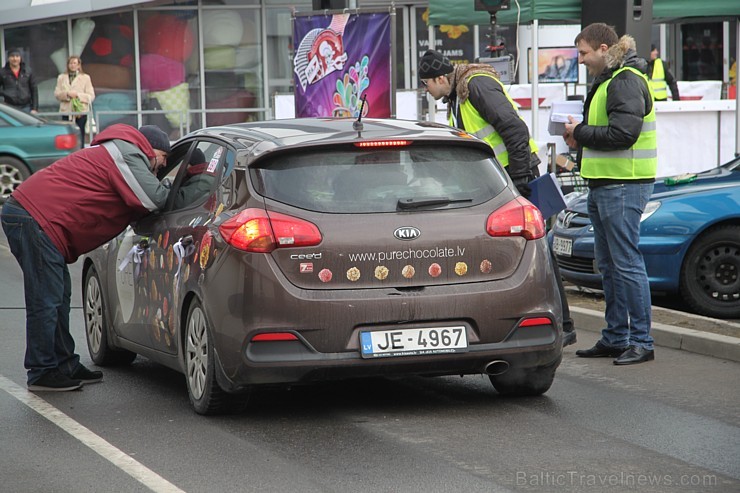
[397,197,472,210]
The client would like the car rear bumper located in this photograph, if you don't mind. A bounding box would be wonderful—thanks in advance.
[216,328,563,392]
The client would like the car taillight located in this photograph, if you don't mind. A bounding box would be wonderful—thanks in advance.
[486,197,545,240]
[219,208,322,253]
[55,134,78,150]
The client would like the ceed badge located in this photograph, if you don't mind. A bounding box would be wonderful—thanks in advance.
[393,226,420,241]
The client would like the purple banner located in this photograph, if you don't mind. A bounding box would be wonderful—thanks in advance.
[293,12,392,118]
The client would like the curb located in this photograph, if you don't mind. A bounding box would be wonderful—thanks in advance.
[571,306,740,363]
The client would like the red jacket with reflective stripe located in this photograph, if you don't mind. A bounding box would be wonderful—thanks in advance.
[13,124,169,263]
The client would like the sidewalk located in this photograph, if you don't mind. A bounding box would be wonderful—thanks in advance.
[566,287,740,363]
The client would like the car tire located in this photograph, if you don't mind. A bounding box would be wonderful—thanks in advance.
[0,156,31,203]
[83,267,137,366]
[679,225,740,319]
[184,299,249,415]
[489,356,561,396]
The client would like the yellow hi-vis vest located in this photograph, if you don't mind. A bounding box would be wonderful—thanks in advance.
[581,67,658,180]
[450,73,538,167]
[650,58,668,101]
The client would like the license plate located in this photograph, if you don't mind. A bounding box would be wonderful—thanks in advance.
[553,236,573,257]
[360,326,468,358]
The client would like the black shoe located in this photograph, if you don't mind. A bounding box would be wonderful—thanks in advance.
[28,369,83,392]
[70,364,103,383]
[575,341,627,358]
[614,345,654,365]
[562,330,577,347]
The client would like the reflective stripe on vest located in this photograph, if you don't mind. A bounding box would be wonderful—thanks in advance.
[449,73,538,167]
[581,66,658,180]
[650,58,668,101]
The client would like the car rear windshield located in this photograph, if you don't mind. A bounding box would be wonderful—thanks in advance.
[250,144,508,213]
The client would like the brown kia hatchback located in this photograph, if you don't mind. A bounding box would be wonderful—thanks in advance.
[82,118,564,414]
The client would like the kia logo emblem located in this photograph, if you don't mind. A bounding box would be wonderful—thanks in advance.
[394,226,420,241]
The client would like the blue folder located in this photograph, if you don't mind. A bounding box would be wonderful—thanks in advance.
[528,172,567,218]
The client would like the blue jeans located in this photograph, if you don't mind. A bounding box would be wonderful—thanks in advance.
[1,201,80,384]
[588,183,655,350]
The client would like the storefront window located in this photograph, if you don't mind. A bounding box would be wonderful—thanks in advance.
[266,7,295,96]
[137,9,199,138]
[5,21,67,113]
[77,13,136,131]
[682,22,723,81]
[201,7,263,127]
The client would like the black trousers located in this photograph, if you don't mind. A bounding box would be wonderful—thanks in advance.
[65,115,87,146]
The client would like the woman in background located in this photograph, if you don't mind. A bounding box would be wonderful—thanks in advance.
[54,55,95,145]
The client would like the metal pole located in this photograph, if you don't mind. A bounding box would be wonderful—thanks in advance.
[531,19,539,140]
[390,6,397,118]
[736,18,740,157]
[427,24,436,122]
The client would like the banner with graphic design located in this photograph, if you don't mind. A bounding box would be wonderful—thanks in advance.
[293,11,393,118]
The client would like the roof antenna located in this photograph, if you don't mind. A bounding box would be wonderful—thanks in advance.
[353,94,367,132]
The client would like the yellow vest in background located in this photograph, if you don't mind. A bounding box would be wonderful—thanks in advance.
[650,58,668,101]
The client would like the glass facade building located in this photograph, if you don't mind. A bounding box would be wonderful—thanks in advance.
[1,0,736,139]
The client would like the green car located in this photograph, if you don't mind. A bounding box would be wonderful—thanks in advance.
[0,103,80,202]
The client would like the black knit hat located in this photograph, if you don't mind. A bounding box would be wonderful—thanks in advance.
[7,47,22,57]
[418,50,454,79]
[138,125,171,153]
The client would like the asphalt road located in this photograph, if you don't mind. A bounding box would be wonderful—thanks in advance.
[1,241,739,492]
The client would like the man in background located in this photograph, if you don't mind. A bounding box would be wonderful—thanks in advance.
[0,47,38,113]
[648,45,680,101]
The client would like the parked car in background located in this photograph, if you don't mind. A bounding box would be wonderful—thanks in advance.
[0,103,80,202]
[82,118,564,414]
[549,157,740,319]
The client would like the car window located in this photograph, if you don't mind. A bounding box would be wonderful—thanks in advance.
[218,150,240,209]
[250,145,508,213]
[171,142,226,210]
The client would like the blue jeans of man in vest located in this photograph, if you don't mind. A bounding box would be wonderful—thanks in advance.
[587,182,655,350]
[1,200,81,385]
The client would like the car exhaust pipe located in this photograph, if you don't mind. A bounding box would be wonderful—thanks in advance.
[484,360,510,376]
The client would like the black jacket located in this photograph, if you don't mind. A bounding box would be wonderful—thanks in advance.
[573,36,654,187]
[0,61,38,110]
[447,64,539,188]
[648,57,680,101]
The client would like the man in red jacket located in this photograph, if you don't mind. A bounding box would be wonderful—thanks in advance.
[2,124,171,391]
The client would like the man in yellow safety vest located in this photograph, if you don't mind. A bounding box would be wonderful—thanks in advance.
[563,23,657,365]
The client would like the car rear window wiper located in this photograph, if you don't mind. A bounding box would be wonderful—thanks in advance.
[397,197,473,210]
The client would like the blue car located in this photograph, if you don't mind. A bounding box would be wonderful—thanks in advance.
[549,157,740,319]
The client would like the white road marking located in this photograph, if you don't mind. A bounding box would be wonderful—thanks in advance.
[0,374,186,493]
